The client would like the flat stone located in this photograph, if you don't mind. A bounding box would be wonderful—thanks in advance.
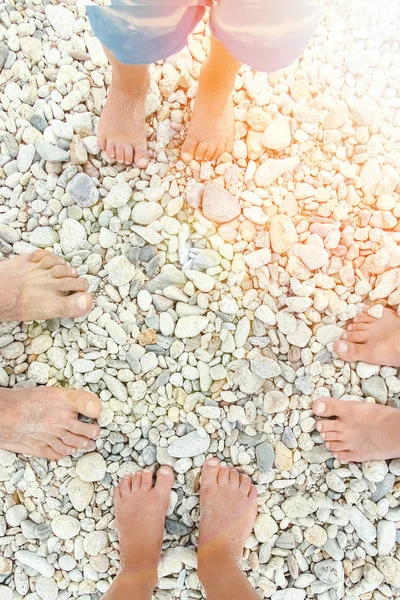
[271,591,306,600]
[314,559,344,588]
[106,255,136,287]
[103,374,128,401]
[256,442,274,472]
[286,320,312,348]
[304,524,327,547]
[316,325,344,345]
[60,218,86,254]
[255,305,276,326]
[202,183,241,223]
[348,506,376,543]
[362,460,388,483]
[51,515,80,540]
[45,4,75,39]
[165,519,191,536]
[104,182,132,209]
[67,478,94,511]
[36,576,59,600]
[175,316,208,338]
[377,520,396,556]
[6,504,28,527]
[376,557,400,586]
[251,357,281,378]
[17,143,36,173]
[76,453,107,482]
[270,214,298,254]
[15,551,55,577]
[264,391,289,413]
[30,227,59,248]
[262,118,291,150]
[168,429,210,458]
[361,376,387,403]
[132,202,163,225]
[243,247,271,269]
[356,361,380,378]
[255,157,300,187]
[322,101,348,129]
[254,514,278,542]
[299,245,329,270]
[67,173,99,208]
[281,495,317,518]
[83,531,109,556]
[35,140,70,163]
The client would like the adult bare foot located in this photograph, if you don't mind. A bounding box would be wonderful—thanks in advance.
[313,397,400,463]
[334,306,400,367]
[198,458,258,565]
[0,387,101,459]
[97,65,150,167]
[111,467,174,593]
[181,66,235,163]
[0,250,93,322]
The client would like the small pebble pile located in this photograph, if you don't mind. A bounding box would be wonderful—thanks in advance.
[1,0,400,599]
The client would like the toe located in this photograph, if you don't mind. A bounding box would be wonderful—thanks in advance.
[114,485,122,502]
[313,397,345,419]
[49,265,78,279]
[61,431,93,451]
[201,458,220,488]
[44,448,66,461]
[60,292,93,318]
[132,472,142,492]
[31,249,51,263]
[217,466,230,486]
[39,253,65,270]
[335,451,352,463]
[122,144,134,165]
[204,143,217,162]
[342,330,368,343]
[229,468,240,488]
[316,419,343,434]
[69,420,100,441]
[320,431,343,442]
[354,312,374,324]
[347,323,367,332]
[224,139,234,155]
[56,277,89,293]
[98,135,106,151]
[120,475,132,496]
[248,485,258,500]
[106,139,116,160]
[141,469,153,492]
[115,143,125,164]
[181,136,197,163]
[213,142,226,161]
[239,473,252,495]
[134,146,149,169]
[334,339,362,362]
[65,389,102,420]
[155,466,174,495]
[326,441,348,452]
[49,437,76,457]
[195,141,208,162]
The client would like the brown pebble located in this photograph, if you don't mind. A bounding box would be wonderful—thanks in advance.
[138,328,157,346]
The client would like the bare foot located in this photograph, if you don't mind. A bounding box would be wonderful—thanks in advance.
[181,65,235,163]
[313,397,400,463]
[113,467,174,582]
[198,458,258,566]
[334,306,400,367]
[0,387,101,459]
[0,250,93,322]
[97,69,150,167]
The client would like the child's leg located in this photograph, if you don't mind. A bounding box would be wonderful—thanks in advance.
[97,47,150,168]
[104,467,174,600]
[181,34,241,163]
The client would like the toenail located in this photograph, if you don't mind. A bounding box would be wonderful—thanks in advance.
[314,401,326,415]
[143,468,152,473]
[77,295,89,311]
[92,427,99,437]
[207,458,219,466]
[337,341,348,353]
[83,441,88,448]
[72,268,78,276]
[316,422,322,431]
[342,332,348,340]
[87,399,95,412]
[159,466,170,475]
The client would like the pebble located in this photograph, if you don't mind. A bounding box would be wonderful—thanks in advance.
[6,504,28,526]
[168,430,210,458]
[35,140,70,163]
[256,443,274,472]
[349,506,376,543]
[322,102,348,129]
[83,531,108,556]
[270,214,298,253]
[361,376,387,403]
[60,218,86,254]
[175,316,208,338]
[264,391,289,413]
[106,256,136,287]
[76,453,107,482]
[202,183,241,223]
[51,515,80,540]
[377,520,396,556]
[250,357,281,378]
[67,173,99,208]
[30,227,59,248]
[15,551,55,577]
[132,202,163,225]
[262,118,291,150]
[271,591,306,600]
[36,576,59,600]
[67,478,94,511]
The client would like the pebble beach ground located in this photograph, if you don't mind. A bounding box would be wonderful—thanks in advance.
[1,0,400,599]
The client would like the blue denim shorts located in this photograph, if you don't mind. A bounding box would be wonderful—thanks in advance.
[87,0,323,72]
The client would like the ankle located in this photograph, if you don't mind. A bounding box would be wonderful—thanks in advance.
[118,566,157,591]
[197,546,238,582]
[111,67,150,93]
[200,61,236,93]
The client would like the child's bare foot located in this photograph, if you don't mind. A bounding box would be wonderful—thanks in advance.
[113,467,174,582]
[181,60,235,163]
[313,397,400,463]
[0,387,101,459]
[198,458,258,568]
[97,67,150,167]
[0,250,92,322]
[334,307,400,367]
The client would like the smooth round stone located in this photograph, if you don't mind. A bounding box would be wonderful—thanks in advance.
[6,504,28,527]
[36,576,59,600]
[322,102,349,129]
[361,376,387,403]
[0,557,12,575]
[263,391,289,413]
[51,120,73,140]
[106,255,136,287]
[51,515,80,540]
[304,524,327,547]
[168,430,210,458]
[362,460,388,483]
[137,289,153,311]
[67,478,94,511]
[60,218,86,254]
[67,173,99,208]
[132,202,163,225]
[59,555,77,572]
[103,182,132,209]
[269,214,298,253]
[356,361,380,378]
[256,442,274,472]
[30,114,47,132]
[30,227,59,248]
[15,551,55,577]
[28,361,51,384]
[165,518,191,536]
[76,452,107,482]
[262,118,291,150]
[83,530,109,556]
[175,316,208,338]
[35,140,70,163]
[31,334,53,355]
[0,586,12,600]
[254,514,278,542]
[202,183,241,224]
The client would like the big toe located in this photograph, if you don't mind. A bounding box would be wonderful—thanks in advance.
[201,457,220,488]
[334,339,362,362]
[155,466,174,498]
[60,292,93,318]
[181,135,197,163]
[313,397,344,419]
[134,146,149,169]
[65,389,102,420]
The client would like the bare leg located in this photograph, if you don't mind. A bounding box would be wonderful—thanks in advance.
[97,47,150,167]
[181,35,241,163]
[197,458,261,600]
[0,387,101,459]
[104,467,174,600]
[313,397,400,463]
[0,250,92,322]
